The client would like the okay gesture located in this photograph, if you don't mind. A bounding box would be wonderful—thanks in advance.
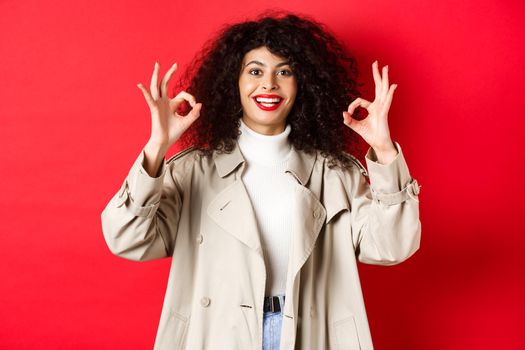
[343,61,398,163]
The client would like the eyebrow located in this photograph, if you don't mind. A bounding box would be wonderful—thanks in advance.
[244,60,290,68]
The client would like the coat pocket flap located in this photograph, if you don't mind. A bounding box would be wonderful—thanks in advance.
[156,308,189,350]
[333,315,361,349]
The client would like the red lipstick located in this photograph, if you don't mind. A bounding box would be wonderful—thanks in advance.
[252,94,284,111]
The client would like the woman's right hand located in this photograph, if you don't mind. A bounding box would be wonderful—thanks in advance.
[137,61,202,149]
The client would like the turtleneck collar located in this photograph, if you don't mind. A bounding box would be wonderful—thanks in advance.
[238,118,292,166]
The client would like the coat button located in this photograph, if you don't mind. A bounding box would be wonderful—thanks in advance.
[313,210,320,219]
[411,179,421,195]
[196,234,203,244]
[200,297,211,307]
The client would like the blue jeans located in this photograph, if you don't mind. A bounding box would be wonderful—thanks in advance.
[262,295,285,350]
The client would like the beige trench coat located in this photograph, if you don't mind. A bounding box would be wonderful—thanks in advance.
[101,140,421,349]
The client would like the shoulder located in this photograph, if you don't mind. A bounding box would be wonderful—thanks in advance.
[165,145,218,177]
[316,150,368,178]
[164,146,206,185]
[340,151,368,178]
[166,145,201,166]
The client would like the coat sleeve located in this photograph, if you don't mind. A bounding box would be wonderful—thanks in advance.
[100,147,189,262]
[344,141,421,265]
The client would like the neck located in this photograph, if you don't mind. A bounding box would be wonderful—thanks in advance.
[241,117,286,135]
[238,118,292,165]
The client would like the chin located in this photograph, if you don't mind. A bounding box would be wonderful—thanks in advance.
[254,115,285,126]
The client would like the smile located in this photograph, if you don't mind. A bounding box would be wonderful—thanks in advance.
[252,94,284,111]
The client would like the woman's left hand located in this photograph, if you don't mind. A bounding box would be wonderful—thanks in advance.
[343,60,398,163]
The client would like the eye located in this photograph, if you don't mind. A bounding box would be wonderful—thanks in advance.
[278,69,293,76]
[249,69,262,76]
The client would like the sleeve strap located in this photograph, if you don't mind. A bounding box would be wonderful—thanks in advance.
[114,179,160,219]
[371,178,421,206]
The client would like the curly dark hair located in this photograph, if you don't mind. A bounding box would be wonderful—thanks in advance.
[173,11,364,167]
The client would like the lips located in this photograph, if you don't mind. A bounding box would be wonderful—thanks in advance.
[252,94,284,111]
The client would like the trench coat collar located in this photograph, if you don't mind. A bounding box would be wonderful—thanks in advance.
[213,139,317,186]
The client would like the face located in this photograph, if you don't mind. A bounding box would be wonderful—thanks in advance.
[238,46,297,135]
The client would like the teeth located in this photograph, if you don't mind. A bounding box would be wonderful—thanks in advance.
[255,97,282,103]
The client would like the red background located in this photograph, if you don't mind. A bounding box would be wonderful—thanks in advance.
[1,0,524,348]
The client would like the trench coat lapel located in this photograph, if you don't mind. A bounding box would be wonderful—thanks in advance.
[207,178,264,255]
[279,148,327,345]
[207,143,264,256]
[284,147,327,281]
[207,140,326,287]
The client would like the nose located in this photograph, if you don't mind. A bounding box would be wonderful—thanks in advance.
[262,75,278,91]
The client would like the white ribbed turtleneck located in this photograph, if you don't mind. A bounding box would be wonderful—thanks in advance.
[238,118,295,297]
[238,119,292,165]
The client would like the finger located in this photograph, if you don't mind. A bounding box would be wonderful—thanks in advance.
[347,97,371,115]
[160,62,178,99]
[137,83,154,107]
[382,84,397,115]
[372,60,382,100]
[342,111,364,134]
[177,103,202,131]
[380,65,389,103]
[185,103,202,123]
[169,90,197,111]
[150,62,160,100]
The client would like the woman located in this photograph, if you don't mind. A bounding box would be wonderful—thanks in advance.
[101,12,421,350]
